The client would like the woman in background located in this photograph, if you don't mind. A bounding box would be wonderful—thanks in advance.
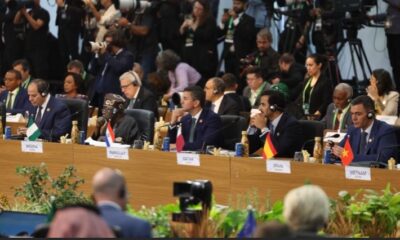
[56,72,88,100]
[367,68,399,116]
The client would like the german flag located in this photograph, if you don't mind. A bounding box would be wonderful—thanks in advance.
[262,133,277,160]
[341,136,354,166]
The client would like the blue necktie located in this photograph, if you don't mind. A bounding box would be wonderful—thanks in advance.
[359,131,368,154]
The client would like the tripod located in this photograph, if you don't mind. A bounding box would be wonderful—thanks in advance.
[336,27,372,94]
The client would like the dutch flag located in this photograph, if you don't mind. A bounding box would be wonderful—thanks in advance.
[105,121,115,147]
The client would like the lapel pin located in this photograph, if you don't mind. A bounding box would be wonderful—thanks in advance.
[47,108,50,112]
[199,119,203,124]
[368,138,372,143]
[277,132,280,137]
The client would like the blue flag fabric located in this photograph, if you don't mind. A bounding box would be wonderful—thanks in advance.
[237,210,257,238]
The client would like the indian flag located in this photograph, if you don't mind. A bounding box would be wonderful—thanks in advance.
[262,133,277,160]
[26,117,41,141]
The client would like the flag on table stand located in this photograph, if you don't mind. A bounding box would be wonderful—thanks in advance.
[341,136,354,166]
[176,125,185,152]
[262,133,277,160]
[105,121,115,147]
[237,209,257,238]
[26,117,41,141]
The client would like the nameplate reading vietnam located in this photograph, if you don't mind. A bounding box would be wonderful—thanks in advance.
[21,141,43,153]
[106,148,129,160]
[177,153,200,167]
[266,159,291,174]
[345,166,371,181]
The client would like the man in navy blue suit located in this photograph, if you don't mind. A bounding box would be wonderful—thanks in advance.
[0,69,30,114]
[17,79,71,141]
[332,95,398,163]
[248,90,302,157]
[92,168,152,238]
[90,30,134,109]
[169,86,223,151]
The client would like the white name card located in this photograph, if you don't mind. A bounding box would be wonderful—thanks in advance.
[177,153,200,167]
[21,141,43,153]
[266,159,291,174]
[345,166,371,181]
[106,148,129,160]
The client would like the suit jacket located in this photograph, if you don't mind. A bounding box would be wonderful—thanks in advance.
[27,96,71,141]
[248,112,303,157]
[99,204,152,238]
[321,103,352,131]
[225,92,251,112]
[125,87,159,119]
[339,120,398,162]
[91,49,134,95]
[169,108,223,151]
[0,88,30,114]
[205,95,240,116]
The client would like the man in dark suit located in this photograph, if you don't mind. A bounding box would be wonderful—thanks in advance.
[119,71,159,119]
[219,0,257,77]
[18,79,71,141]
[90,30,134,109]
[222,73,251,112]
[0,70,29,114]
[332,95,398,163]
[204,77,240,116]
[248,90,302,157]
[13,59,32,90]
[92,168,152,238]
[321,83,353,131]
[169,86,223,151]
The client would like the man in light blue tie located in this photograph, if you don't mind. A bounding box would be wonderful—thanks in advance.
[168,86,223,151]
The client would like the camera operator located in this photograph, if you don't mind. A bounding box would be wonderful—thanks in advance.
[56,0,85,69]
[13,0,50,79]
[89,29,134,110]
[116,1,159,83]
[278,0,313,64]
[1,0,24,77]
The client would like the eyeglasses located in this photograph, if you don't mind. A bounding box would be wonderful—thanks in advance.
[120,82,133,90]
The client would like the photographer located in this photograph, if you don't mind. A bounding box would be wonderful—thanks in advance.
[13,0,50,79]
[90,29,134,109]
[56,0,85,69]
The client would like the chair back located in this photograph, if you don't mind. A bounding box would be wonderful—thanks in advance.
[298,120,324,153]
[220,115,248,150]
[125,109,155,143]
[57,98,89,134]
[0,102,5,134]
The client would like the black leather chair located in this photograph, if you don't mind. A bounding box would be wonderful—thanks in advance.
[57,98,89,134]
[125,109,155,143]
[298,120,324,154]
[220,115,248,150]
[0,102,5,134]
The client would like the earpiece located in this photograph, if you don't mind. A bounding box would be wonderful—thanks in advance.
[38,81,50,97]
[129,71,141,86]
[269,104,277,112]
[213,89,219,94]
[113,108,117,115]
[367,111,374,119]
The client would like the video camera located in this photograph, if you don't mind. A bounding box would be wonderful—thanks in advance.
[172,180,212,223]
[333,0,377,28]
[84,41,108,52]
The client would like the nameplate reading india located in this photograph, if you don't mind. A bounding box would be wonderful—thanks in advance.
[345,166,371,181]
[106,147,129,160]
[266,159,291,174]
[21,141,43,153]
[177,153,200,167]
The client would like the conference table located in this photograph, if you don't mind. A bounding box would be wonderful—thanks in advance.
[0,139,399,209]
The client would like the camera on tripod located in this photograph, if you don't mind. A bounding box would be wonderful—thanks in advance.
[333,0,377,29]
[172,180,212,223]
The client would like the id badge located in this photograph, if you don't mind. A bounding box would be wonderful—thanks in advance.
[302,103,310,115]
[225,29,234,44]
[185,33,194,47]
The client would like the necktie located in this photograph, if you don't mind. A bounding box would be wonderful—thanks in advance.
[359,131,368,154]
[6,92,13,109]
[334,109,342,130]
[189,117,196,143]
[128,99,135,109]
[210,104,216,113]
[35,106,43,125]
[269,123,274,136]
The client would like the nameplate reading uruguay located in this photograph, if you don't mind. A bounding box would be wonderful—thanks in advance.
[345,166,371,181]
[177,153,200,167]
[106,148,129,160]
[21,141,43,153]
[266,159,291,174]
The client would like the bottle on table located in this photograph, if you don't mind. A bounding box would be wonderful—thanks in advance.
[313,137,323,163]
[241,131,249,157]
[71,120,79,144]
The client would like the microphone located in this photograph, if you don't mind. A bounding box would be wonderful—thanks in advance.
[199,117,241,154]
[158,121,183,129]
[324,133,340,139]
[371,144,400,168]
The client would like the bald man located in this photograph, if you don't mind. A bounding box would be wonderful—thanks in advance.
[92,168,152,238]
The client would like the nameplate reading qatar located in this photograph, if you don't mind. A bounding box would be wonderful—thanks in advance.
[177,153,200,167]
[106,147,129,160]
[266,159,291,174]
[345,166,371,181]
[21,141,43,153]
